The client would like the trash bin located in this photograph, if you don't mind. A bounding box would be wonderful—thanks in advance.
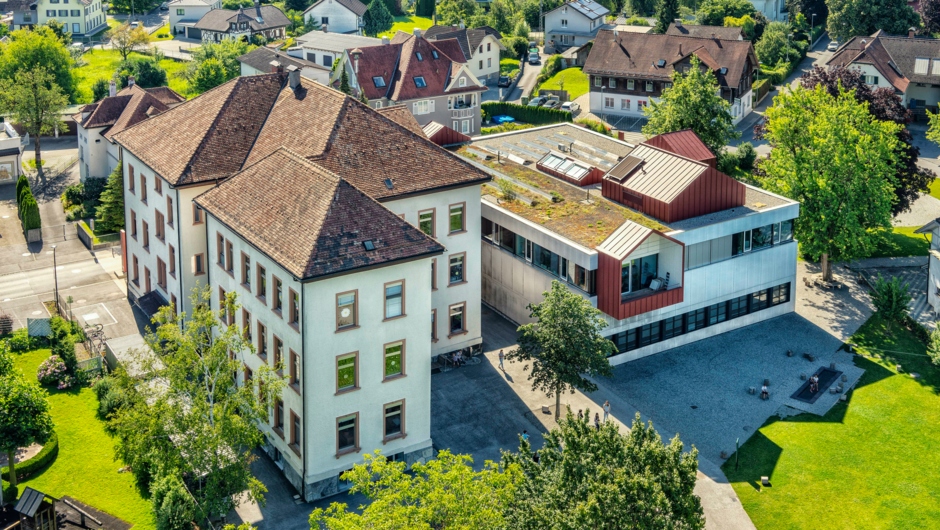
[521,96,528,106]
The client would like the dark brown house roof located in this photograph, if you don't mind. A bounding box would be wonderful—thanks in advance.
[194,4,289,32]
[665,23,743,41]
[238,46,329,73]
[195,148,444,280]
[824,30,939,93]
[376,105,425,136]
[76,84,184,141]
[303,0,367,17]
[113,73,490,197]
[423,25,503,60]
[351,31,482,102]
[584,29,757,89]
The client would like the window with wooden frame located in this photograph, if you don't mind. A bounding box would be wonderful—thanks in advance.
[193,253,205,275]
[336,352,358,392]
[448,253,465,284]
[216,233,225,266]
[142,220,149,250]
[448,203,465,233]
[132,255,139,285]
[383,340,404,379]
[128,164,135,193]
[241,252,251,289]
[384,280,404,319]
[168,245,176,277]
[290,410,301,453]
[418,209,435,236]
[257,321,267,359]
[140,175,147,203]
[273,335,283,374]
[166,196,174,226]
[289,289,300,328]
[242,309,252,342]
[336,413,359,455]
[383,400,404,441]
[155,211,165,241]
[449,302,466,336]
[130,210,137,239]
[336,291,357,330]
[256,264,267,301]
[244,364,253,386]
[431,309,438,341]
[273,398,284,437]
[289,349,300,390]
[144,267,151,292]
[154,176,162,195]
[193,204,204,225]
[431,259,437,290]
[156,258,167,290]
[273,276,283,314]
[170,294,177,314]
[225,241,234,274]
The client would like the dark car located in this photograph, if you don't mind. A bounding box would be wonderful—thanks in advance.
[160,4,169,9]
[497,76,511,87]
[528,52,540,65]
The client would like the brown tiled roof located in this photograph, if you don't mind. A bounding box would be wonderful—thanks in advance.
[194,148,444,280]
[194,5,289,32]
[826,30,921,93]
[424,25,503,60]
[112,74,286,186]
[303,0,367,17]
[238,46,329,73]
[584,30,757,89]
[138,86,187,106]
[376,105,425,137]
[665,23,742,40]
[1,0,36,11]
[76,85,184,141]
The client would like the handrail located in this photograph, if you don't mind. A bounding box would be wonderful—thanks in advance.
[62,497,103,526]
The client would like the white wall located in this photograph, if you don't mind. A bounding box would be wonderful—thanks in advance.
[466,34,502,83]
[170,1,218,32]
[304,0,360,35]
[177,184,212,316]
[78,125,109,181]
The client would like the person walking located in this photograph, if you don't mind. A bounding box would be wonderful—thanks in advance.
[521,430,530,442]
[603,400,611,422]
[577,409,584,421]
[498,349,505,371]
[594,413,601,431]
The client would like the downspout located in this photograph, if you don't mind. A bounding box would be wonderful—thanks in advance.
[300,280,307,500]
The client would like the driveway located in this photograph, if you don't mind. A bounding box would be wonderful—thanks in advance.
[506,51,543,103]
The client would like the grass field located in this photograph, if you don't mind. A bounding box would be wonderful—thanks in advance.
[537,67,589,100]
[12,349,155,529]
[73,49,191,102]
[152,24,172,40]
[869,226,930,258]
[724,314,940,529]
[379,16,433,38]
[931,178,940,200]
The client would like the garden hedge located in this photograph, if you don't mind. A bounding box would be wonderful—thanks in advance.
[482,102,573,125]
[1,479,15,505]
[15,175,29,206]
[1,432,59,483]
[20,194,41,234]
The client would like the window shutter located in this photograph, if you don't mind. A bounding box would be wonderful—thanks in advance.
[429,99,435,112]
[191,255,196,273]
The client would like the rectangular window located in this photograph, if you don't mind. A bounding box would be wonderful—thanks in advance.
[193,204,204,224]
[732,230,752,255]
[864,75,880,85]
[621,99,630,111]
[177,8,184,14]
[290,410,301,450]
[140,175,147,202]
[645,81,654,92]
[274,277,283,313]
[708,301,727,325]
[603,97,614,109]
[449,254,465,284]
[384,400,404,440]
[142,221,149,250]
[336,291,357,329]
[257,321,267,358]
[336,353,358,391]
[337,413,358,454]
[627,79,635,90]
[638,101,648,109]
[242,309,252,342]
[431,259,438,290]
[274,399,284,433]
[449,303,466,335]
[290,350,300,387]
[752,224,773,250]
[933,59,940,75]
[241,253,251,288]
[685,308,706,332]
[155,211,164,241]
[193,253,205,275]
[915,57,929,74]
[449,203,465,233]
[662,315,684,339]
[58,9,67,16]
[594,76,601,87]
[771,283,790,305]
[168,245,176,276]
[226,241,233,273]
[750,289,770,312]
[609,78,616,89]
[128,165,135,193]
[431,309,438,341]
[130,210,137,238]
[638,322,661,346]
[257,265,266,300]
[156,258,167,290]
[166,196,174,226]
[728,295,749,319]
[778,220,794,242]
[273,336,283,373]
[154,177,162,195]
[321,16,328,24]
[384,341,404,379]
[289,289,300,327]
[384,281,404,318]
[418,209,435,236]
[132,255,139,284]
[664,82,673,89]
[621,254,659,294]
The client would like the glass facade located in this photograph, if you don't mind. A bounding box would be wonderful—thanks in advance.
[686,219,796,270]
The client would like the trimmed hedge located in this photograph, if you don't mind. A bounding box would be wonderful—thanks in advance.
[482,102,573,125]
[15,175,29,205]
[0,432,59,483]
[1,479,16,505]
[20,194,41,233]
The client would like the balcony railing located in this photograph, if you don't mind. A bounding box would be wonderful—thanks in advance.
[451,107,475,119]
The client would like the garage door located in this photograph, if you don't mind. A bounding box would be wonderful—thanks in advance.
[186,27,201,39]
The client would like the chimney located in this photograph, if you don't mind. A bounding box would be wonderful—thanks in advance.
[413,27,422,38]
[381,36,390,45]
[128,75,135,87]
[351,49,362,74]
[674,18,682,26]
[459,21,465,29]
[269,59,283,73]
[108,78,116,97]
[287,65,301,90]
[321,23,328,32]
[909,27,916,38]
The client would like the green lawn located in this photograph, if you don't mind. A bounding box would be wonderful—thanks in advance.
[12,349,155,529]
[724,314,940,529]
[88,17,122,41]
[869,226,930,258]
[152,24,172,40]
[379,16,433,39]
[930,178,940,200]
[73,49,192,103]
[536,67,589,100]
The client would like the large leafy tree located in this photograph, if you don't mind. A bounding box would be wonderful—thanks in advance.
[755,21,799,65]
[642,56,739,155]
[436,0,483,26]
[185,40,255,89]
[192,57,228,93]
[826,0,919,43]
[656,0,680,33]
[96,165,125,232]
[109,23,152,61]
[924,0,940,35]
[0,68,69,187]
[502,410,704,530]
[416,0,435,16]
[362,0,394,36]
[757,85,900,280]
[309,450,519,529]
[695,0,755,26]
[0,371,55,487]
[112,288,283,524]
[799,65,934,215]
[506,281,615,420]
[0,27,74,100]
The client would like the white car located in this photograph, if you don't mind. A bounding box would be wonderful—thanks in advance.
[560,101,580,114]
[827,40,839,52]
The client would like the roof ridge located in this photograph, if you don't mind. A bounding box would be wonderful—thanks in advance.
[636,142,708,167]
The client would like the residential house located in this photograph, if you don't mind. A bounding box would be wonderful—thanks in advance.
[287,29,380,70]
[748,0,786,22]
[471,125,799,364]
[341,29,487,134]
[112,70,490,500]
[74,80,185,182]
[665,21,743,40]
[302,0,366,35]
[826,29,940,111]
[424,25,504,84]
[193,1,289,43]
[1,0,37,29]
[238,46,331,84]
[168,0,221,38]
[583,29,758,124]
[0,122,26,184]
[36,0,107,37]
[915,219,939,318]
[543,0,609,51]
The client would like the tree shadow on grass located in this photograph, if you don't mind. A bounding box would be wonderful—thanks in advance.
[721,429,783,492]
[848,314,939,395]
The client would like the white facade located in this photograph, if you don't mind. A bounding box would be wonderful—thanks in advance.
[544,3,606,48]
[303,0,362,35]
[288,31,380,70]
[588,88,754,125]
[749,0,786,22]
[169,0,220,35]
[0,123,24,185]
[465,33,503,83]
[917,222,940,316]
[77,122,119,182]
[37,0,107,37]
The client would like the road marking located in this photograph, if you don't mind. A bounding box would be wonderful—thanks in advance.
[72,269,82,274]
[21,253,30,257]
[31,310,41,315]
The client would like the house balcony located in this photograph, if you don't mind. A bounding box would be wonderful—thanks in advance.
[616,285,683,320]
[451,107,476,119]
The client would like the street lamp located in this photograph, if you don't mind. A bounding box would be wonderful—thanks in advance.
[51,244,59,315]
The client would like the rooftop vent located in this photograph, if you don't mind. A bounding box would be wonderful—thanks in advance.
[363,240,376,251]
[384,178,394,189]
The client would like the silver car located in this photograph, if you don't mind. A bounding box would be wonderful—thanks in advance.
[560,101,580,114]
[827,40,839,52]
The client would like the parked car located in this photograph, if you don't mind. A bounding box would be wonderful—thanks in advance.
[528,96,547,107]
[160,4,169,10]
[529,41,537,49]
[560,101,580,114]
[497,76,511,88]
[827,40,839,52]
[528,52,540,65]
[542,96,560,109]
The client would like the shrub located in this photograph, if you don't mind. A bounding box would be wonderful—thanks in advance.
[870,275,912,322]
[92,78,110,101]
[624,15,651,25]
[15,175,30,206]
[576,118,612,136]
[83,177,107,204]
[496,178,517,201]
[481,122,535,135]
[1,479,16,505]
[1,433,58,483]
[49,316,80,371]
[65,204,85,222]
[501,36,528,59]
[482,102,572,125]
[93,375,136,423]
[928,326,940,366]
[20,194,41,233]
[6,328,32,352]
[61,183,84,208]
[536,54,564,85]
[736,142,757,171]
[151,474,196,530]
[0,314,12,335]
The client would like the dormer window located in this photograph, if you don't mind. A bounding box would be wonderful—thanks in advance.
[414,76,427,87]
[416,52,423,61]
[373,76,386,87]
[458,77,466,87]
[431,50,439,59]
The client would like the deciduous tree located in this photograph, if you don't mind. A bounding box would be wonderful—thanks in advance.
[109,23,152,61]
[192,57,227,93]
[506,281,615,420]
[826,0,919,43]
[642,55,739,155]
[0,27,75,101]
[757,85,900,280]
[436,0,482,26]
[502,411,704,530]
[309,450,519,529]
[924,0,940,35]
[0,373,54,487]
[0,68,69,187]
[363,0,394,36]
[695,0,754,26]
[186,39,254,90]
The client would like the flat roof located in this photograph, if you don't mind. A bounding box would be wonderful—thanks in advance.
[667,186,795,231]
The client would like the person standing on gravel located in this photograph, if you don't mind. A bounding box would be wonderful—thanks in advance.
[603,400,611,422]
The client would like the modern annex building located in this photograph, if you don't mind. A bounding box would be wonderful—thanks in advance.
[466,125,799,364]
